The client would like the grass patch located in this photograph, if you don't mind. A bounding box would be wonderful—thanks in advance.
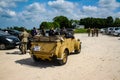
[74,28,87,33]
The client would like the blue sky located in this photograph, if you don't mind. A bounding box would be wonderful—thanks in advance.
[0,0,120,29]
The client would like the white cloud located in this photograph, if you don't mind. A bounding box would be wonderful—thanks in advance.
[81,5,99,18]
[81,0,120,18]
[47,0,82,20]
[15,0,82,28]
[14,2,47,28]
[48,0,77,13]
[94,0,120,18]
[0,0,27,8]
[0,0,28,28]
[113,12,120,18]
[0,0,27,18]
[6,10,16,16]
[0,9,16,18]
[99,0,120,10]
[48,0,75,8]
[0,1,16,8]
[26,2,46,13]
[83,6,98,12]
[19,2,46,23]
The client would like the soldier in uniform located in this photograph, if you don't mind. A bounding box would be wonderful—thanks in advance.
[20,28,29,54]
[94,28,99,37]
[87,27,91,37]
[91,28,94,37]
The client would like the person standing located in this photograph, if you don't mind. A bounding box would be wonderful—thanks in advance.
[87,27,91,37]
[49,28,55,36]
[31,27,37,37]
[91,28,94,37]
[60,27,67,35]
[96,28,99,37]
[20,28,29,54]
[40,26,46,36]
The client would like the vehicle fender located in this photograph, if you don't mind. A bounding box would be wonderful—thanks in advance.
[57,46,67,59]
[74,39,81,50]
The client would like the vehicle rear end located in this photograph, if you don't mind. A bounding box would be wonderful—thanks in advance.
[29,36,61,61]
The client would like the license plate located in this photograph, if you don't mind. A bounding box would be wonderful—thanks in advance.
[34,46,41,51]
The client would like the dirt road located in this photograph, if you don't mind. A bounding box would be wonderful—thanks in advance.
[0,34,120,80]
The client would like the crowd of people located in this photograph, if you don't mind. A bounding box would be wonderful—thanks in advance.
[19,26,100,54]
[87,27,99,37]
[29,26,73,37]
[19,26,74,54]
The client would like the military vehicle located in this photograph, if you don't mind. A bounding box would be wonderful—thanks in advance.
[29,35,81,65]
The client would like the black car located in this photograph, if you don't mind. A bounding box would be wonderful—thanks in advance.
[0,31,20,50]
[3,29,21,39]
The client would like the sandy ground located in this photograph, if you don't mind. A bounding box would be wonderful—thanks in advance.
[0,33,120,80]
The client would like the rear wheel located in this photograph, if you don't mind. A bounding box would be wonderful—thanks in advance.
[57,49,68,65]
[32,55,39,62]
[0,44,6,50]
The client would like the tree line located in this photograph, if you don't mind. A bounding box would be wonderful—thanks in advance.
[80,16,120,28]
[40,16,120,29]
[1,16,120,31]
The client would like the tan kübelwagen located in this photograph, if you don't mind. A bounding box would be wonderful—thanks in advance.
[29,35,81,65]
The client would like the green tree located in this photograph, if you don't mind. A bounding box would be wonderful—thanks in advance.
[80,17,112,28]
[53,22,60,29]
[40,22,48,29]
[114,18,120,27]
[53,15,71,28]
[80,17,94,28]
[40,21,60,29]
[106,16,113,27]
[47,22,54,29]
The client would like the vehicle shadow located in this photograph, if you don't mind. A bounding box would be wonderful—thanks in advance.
[6,51,22,55]
[15,58,60,68]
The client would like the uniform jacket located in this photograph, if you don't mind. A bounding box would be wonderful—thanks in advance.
[21,31,29,43]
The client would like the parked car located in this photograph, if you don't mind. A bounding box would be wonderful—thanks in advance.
[0,31,20,50]
[113,29,120,36]
[111,27,120,35]
[100,28,106,34]
[106,27,114,35]
[3,29,21,39]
